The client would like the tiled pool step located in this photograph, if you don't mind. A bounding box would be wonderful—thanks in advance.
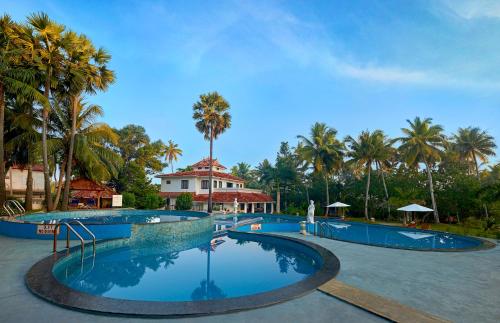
[319,280,450,323]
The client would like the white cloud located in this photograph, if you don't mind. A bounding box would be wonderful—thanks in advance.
[441,0,500,20]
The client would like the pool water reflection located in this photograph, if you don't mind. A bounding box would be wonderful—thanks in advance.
[52,233,321,302]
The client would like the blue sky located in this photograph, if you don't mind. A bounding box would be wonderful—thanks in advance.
[4,0,500,171]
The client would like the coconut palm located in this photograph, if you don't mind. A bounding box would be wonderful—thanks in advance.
[164,140,182,173]
[59,31,115,210]
[398,117,446,223]
[346,130,391,220]
[0,15,47,206]
[26,12,66,210]
[297,122,344,206]
[51,97,121,208]
[453,127,496,179]
[192,92,231,213]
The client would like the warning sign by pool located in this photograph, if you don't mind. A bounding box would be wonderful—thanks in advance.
[250,223,262,231]
[36,225,59,235]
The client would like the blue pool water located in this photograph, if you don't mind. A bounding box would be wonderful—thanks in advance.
[53,233,321,301]
[235,215,484,250]
[18,210,206,224]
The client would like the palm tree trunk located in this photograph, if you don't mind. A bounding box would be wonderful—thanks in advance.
[325,173,330,206]
[61,96,78,211]
[0,82,6,206]
[53,159,66,209]
[364,163,371,221]
[377,162,391,218]
[276,182,281,213]
[171,162,174,174]
[25,163,33,211]
[207,126,213,213]
[42,74,53,211]
[424,161,439,223]
[472,151,489,219]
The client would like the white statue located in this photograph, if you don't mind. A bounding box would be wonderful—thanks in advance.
[233,198,238,224]
[307,200,315,223]
[233,198,238,214]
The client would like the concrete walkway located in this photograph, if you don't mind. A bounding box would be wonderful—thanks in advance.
[281,233,500,323]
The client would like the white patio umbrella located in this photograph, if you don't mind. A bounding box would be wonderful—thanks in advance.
[326,202,350,217]
[397,204,433,225]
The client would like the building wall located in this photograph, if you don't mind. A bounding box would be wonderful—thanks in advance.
[161,176,244,195]
[5,168,44,193]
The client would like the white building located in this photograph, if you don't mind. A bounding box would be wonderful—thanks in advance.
[156,158,274,213]
[5,165,45,209]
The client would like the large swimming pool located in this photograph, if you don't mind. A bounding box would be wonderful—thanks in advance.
[234,215,491,251]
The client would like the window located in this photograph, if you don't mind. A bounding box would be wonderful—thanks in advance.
[201,180,209,189]
[198,167,202,170]
[240,203,245,210]
[227,182,233,188]
[181,180,189,189]
[166,180,171,184]
[219,181,222,188]
[213,180,217,188]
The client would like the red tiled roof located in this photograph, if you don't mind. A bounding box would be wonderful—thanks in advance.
[159,191,273,203]
[10,164,44,172]
[156,170,243,182]
[192,158,226,170]
[70,178,114,191]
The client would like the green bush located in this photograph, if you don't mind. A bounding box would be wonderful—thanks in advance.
[122,192,136,208]
[175,193,193,210]
[138,193,164,209]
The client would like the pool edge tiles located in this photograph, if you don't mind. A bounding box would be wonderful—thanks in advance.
[25,232,340,317]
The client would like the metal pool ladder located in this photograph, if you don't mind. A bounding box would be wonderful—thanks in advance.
[53,221,96,261]
[3,200,25,217]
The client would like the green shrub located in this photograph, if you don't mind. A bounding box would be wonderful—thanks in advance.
[122,192,136,208]
[175,193,193,210]
[139,193,164,209]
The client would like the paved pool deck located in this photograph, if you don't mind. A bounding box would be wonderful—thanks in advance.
[0,233,498,322]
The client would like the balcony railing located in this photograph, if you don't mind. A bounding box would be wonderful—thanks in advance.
[212,187,263,194]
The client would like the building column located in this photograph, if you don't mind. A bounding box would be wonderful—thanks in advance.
[251,203,255,213]
[271,203,274,214]
[263,203,267,214]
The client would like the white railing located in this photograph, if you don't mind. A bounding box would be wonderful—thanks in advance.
[213,187,264,194]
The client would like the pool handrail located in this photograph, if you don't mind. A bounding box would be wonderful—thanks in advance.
[68,220,96,256]
[316,221,335,239]
[53,222,96,261]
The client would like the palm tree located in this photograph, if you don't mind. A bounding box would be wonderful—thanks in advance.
[297,122,344,207]
[453,127,496,218]
[256,159,279,212]
[192,92,231,213]
[0,15,46,206]
[398,117,446,223]
[59,32,115,211]
[164,140,182,173]
[27,12,66,210]
[453,127,496,178]
[346,130,389,220]
[51,98,121,208]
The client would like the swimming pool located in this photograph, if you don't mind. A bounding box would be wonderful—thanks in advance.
[233,214,492,251]
[26,231,339,316]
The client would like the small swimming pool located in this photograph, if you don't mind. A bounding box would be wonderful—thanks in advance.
[26,231,339,316]
[18,209,207,224]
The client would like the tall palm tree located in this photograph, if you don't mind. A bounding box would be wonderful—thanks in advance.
[398,117,446,223]
[297,122,344,207]
[192,92,231,213]
[27,12,66,210]
[346,130,388,220]
[164,140,182,173]
[0,15,46,206]
[59,32,115,210]
[453,127,496,178]
[256,159,279,212]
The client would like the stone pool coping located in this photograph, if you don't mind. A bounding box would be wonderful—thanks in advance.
[24,231,340,317]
